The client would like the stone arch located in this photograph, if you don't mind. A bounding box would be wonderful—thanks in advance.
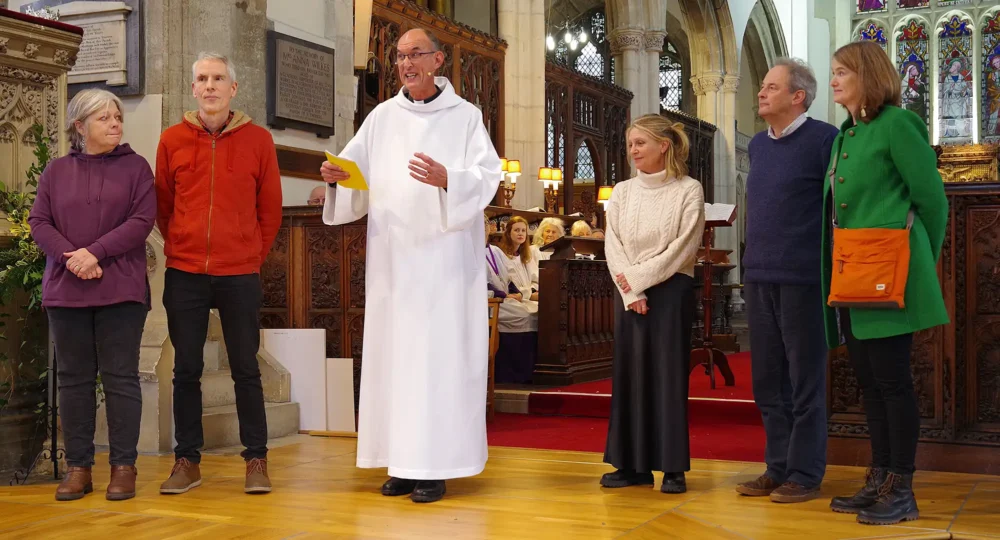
[676,0,739,79]
[738,0,787,135]
[746,0,788,68]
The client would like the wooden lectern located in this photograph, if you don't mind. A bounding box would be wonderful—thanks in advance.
[689,204,738,389]
[541,236,606,261]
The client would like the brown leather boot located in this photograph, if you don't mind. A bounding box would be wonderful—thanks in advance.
[244,458,272,494]
[55,466,93,501]
[107,465,138,501]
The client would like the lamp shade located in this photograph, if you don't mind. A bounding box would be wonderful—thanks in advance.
[507,160,521,174]
[598,185,613,202]
[551,168,563,182]
[538,167,553,180]
[500,158,508,172]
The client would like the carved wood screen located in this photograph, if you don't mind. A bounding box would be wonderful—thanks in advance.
[545,62,632,224]
[357,0,507,154]
[661,109,717,203]
[826,169,1000,472]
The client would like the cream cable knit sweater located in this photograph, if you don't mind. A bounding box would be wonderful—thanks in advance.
[604,169,706,309]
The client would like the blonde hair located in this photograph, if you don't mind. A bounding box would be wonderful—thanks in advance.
[66,89,124,151]
[500,216,533,264]
[627,114,690,179]
[570,220,592,237]
[532,217,565,246]
[832,41,901,123]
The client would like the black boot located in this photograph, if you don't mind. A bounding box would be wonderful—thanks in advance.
[411,480,446,503]
[600,469,654,488]
[661,472,686,494]
[857,472,919,525]
[381,477,417,496]
[830,467,887,514]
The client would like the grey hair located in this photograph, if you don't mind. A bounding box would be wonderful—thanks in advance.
[773,57,817,110]
[406,27,442,52]
[66,89,124,151]
[192,52,237,82]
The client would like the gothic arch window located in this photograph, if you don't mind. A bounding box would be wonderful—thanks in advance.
[574,140,595,183]
[548,6,613,84]
[896,18,930,129]
[659,40,683,111]
[937,14,975,145]
[981,9,1000,143]
[857,20,890,53]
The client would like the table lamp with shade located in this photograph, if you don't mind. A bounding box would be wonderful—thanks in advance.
[502,159,520,207]
[597,185,613,208]
[540,167,563,214]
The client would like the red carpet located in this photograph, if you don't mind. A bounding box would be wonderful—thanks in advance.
[527,351,753,418]
[486,351,766,461]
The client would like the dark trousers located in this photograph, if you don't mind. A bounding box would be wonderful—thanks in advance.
[745,282,828,488]
[164,268,267,463]
[840,309,917,475]
[47,302,147,467]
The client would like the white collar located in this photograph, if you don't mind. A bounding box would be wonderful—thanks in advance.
[767,113,808,139]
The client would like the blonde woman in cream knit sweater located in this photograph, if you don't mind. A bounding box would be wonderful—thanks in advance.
[600,114,706,495]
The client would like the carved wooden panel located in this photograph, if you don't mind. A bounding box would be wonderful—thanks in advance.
[662,108,717,203]
[259,226,290,329]
[306,225,341,310]
[344,224,367,309]
[307,312,344,360]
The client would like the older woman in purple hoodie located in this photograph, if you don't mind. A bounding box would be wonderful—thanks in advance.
[28,89,155,502]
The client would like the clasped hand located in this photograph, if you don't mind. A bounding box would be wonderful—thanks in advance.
[63,248,102,280]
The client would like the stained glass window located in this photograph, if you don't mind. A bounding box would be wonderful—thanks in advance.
[858,0,886,14]
[897,0,928,9]
[938,15,974,145]
[859,22,889,53]
[981,11,1000,144]
[897,20,930,128]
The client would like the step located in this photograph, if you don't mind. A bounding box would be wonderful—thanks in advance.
[204,340,222,372]
[202,369,236,409]
[201,401,300,450]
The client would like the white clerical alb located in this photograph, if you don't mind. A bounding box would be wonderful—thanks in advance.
[323,77,502,480]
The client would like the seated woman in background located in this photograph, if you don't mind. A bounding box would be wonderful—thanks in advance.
[531,217,565,261]
[485,216,518,301]
[592,228,606,240]
[571,220,593,237]
[495,216,539,384]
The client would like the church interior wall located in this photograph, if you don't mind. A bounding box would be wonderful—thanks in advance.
[454,0,494,35]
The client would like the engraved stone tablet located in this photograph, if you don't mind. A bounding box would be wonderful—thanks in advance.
[56,1,131,86]
[266,31,336,138]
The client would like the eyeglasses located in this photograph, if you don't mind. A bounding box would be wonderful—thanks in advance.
[395,51,436,64]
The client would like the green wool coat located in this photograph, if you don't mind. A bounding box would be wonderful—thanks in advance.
[821,106,950,348]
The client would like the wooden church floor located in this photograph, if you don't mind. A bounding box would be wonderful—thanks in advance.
[0,435,997,539]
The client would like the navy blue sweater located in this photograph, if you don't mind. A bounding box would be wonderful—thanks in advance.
[743,118,839,284]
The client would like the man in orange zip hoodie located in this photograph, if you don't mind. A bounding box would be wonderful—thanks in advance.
[155,52,282,495]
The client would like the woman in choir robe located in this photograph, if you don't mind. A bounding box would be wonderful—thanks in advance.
[601,113,706,494]
[485,216,517,301]
[495,216,539,384]
[531,217,565,262]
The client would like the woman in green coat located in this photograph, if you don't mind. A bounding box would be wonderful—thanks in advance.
[823,42,948,526]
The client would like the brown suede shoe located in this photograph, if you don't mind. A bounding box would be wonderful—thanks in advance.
[770,481,821,503]
[736,474,781,496]
[107,465,138,501]
[244,458,271,494]
[160,458,202,494]
[55,466,93,501]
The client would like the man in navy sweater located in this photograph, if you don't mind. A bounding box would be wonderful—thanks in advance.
[737,58,839,503]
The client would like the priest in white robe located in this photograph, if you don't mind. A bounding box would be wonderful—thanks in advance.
[319,28,501,504]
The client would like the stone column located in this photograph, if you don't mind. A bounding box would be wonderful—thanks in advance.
[720,74,741,286]
[643,31,666,115]
[608,28,644,122]
[498,0,545,209]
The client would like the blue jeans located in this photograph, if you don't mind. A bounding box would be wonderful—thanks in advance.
[745,282,828,488]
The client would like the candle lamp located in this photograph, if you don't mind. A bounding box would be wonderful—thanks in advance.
[540,167,563,214]
[503,159,520,208]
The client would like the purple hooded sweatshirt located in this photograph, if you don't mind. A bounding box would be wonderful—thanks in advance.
[28,144,156,308]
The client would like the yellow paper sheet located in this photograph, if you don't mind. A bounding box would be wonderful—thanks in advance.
[324,151,369,191]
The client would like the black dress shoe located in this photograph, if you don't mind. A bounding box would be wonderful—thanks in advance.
[600,469,654,488]
[830,467,886,514]
[411,480,446,503]
[661,472,687,494]
[381,477,417,496]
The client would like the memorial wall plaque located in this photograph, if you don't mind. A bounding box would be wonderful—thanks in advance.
[23,0,143,96]
[266,31,335,138]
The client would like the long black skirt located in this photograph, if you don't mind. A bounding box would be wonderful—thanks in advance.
[603,274,695,473]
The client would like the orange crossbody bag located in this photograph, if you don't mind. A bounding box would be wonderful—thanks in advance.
[827,148,913,309]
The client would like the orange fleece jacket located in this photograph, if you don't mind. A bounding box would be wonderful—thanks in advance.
[155,110,283,276]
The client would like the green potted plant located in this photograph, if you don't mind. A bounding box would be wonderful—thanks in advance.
[0,123,52,478]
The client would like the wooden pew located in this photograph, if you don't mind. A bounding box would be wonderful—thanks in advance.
[487,297,501,422]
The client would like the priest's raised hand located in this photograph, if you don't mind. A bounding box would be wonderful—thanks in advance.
[409,152,448,188]
[320,161,350,184]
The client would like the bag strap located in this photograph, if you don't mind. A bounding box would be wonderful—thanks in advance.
[828,136,916,232]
